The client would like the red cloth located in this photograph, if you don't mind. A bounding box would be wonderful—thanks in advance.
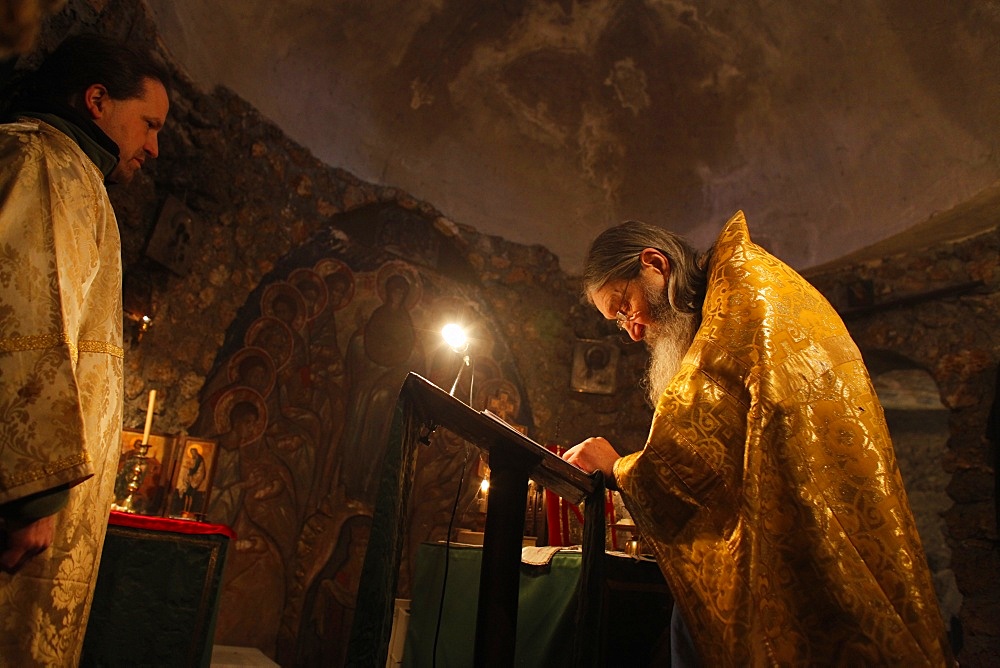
[108,510,236,540]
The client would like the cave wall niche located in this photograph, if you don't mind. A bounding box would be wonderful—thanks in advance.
[192,203,535,663]
[867,353,962,634]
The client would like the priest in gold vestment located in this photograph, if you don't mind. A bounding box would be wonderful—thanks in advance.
[565,211,953,666]
[0,35,168,665]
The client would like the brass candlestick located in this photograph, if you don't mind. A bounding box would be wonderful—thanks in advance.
[111,440,151,513]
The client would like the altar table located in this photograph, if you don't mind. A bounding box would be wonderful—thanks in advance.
[80,511,235,667]
[403,542,673,667]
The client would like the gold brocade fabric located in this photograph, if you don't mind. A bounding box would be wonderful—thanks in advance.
[614,211,952,666]
[0,119,124,666]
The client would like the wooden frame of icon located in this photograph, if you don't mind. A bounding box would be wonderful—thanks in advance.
[570,339,620,395]
[111,428,178,516]
[165,436,219,521]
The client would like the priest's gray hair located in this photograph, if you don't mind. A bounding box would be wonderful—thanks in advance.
[582,221,709,314]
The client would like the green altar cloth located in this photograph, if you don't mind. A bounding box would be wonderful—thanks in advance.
[404,542,673,667]
[80,512,233,667]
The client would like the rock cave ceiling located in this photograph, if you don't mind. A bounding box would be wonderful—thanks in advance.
[145,0,1000,275]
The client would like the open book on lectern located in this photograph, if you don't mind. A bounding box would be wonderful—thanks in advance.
[401,372,597,504]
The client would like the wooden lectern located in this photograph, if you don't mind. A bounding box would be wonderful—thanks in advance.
[347,372,606,667]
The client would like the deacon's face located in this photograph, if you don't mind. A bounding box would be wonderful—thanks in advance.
[92,77,169,184]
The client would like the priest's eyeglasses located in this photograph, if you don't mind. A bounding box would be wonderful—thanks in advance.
[614,279,637,331]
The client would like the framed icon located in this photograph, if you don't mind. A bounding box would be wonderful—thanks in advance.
[570,339,620,395]
[111,429,177,516]
[166,436,219,521]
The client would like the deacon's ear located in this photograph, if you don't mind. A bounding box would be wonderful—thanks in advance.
[82,83,110,120]
[639,247,670,277]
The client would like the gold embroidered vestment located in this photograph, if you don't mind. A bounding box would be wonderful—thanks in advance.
[614,211,952,666]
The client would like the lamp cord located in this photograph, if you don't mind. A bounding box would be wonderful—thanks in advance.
[467,355,475,406]
[432,351,477,665]
[449,354,470,396]
[432,443,472,667]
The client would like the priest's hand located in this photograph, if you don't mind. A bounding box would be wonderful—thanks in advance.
[0,514,56,573]
[562,437,619,486]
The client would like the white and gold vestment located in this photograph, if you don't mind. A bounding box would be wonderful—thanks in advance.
[0,117,124,665]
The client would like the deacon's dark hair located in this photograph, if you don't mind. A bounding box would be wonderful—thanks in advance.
[582,220,709,314]
[17,33,170,109]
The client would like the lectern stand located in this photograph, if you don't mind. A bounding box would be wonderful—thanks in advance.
[346,372,606,667]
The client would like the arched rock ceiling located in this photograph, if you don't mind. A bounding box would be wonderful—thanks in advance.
[145,0,1000,274]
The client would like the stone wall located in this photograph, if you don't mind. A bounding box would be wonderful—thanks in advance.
[807,225,1000,665]
[15,1,997,665]
[119,45,647,668]
[16,1,652,663]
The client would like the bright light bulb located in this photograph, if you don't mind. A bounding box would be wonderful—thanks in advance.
[480,477,490,493]
[441,323,469,353]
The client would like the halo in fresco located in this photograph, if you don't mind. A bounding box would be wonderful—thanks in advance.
[288,267,329,321]
[314,258,355,311]
[245,316,295,371]
[261,281,308,332]
[475,377,521,416]
[375,260,422,312]
[214,386,268,444]
[227,346,277,398]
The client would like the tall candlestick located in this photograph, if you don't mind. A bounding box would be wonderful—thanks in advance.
[141,389,156,445]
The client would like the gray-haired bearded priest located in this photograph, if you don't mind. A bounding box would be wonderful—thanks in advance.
[563,211,953,666]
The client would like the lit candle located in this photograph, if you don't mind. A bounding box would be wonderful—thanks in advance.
[141,389,157,445]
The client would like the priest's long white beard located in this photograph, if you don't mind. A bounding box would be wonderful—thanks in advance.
[641,282,700,407]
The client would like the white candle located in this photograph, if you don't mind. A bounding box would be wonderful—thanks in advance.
[141,389,157,444]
